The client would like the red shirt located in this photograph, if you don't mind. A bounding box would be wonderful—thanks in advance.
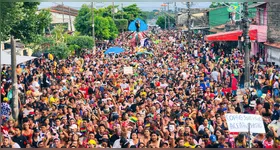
[231,77,238,90]
[222,88,231,95]
[80,87,89,98]
[1,125,9,133]
[1,87,5,94]
[263,140,274,148]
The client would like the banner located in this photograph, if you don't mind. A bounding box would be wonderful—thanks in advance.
[124,67,133,74]
[225,114,265,133]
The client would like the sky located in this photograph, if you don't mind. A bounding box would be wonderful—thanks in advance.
[39,2,212,11]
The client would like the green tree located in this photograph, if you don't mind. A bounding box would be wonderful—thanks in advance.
[51,24,67,43]
[74,4,92,36]
[123,4,145,22]
[74,4,118,40]
[66,36,93,56]
[106,17,119,40]
[0,2,24,41]
[48,43,71,59]
[0,2,52,44]
[29,35,55,53]
[114,19,128,32]
[156,15,175,29]
[96,5,118,18]
[94,16,110,40]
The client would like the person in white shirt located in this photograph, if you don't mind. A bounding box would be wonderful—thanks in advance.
[198,118,214,134]
[211,68,220,82]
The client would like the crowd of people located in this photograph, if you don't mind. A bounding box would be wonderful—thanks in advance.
[1,29,280,148]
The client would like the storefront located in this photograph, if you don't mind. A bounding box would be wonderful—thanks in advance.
[205,25,267,57]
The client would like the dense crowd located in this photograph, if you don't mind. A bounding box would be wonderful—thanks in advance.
[1,29,280,148]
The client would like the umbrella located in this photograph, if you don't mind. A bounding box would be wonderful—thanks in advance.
[104,47,124,54]
[128,18,148,32]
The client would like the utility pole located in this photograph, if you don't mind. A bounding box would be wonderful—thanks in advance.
[174,2,177,29]
[68,7,72,32]
[187,2,191,46]
[112,1,115,19]
[243,2,250,89]
[11,36,19,120]
[238,3,243,51]
[121,3,124,19]
[121,3,124,33]
[91,2,96,54]
[167,2,170,30]
[164,6,167,30]
[62,2,65,22]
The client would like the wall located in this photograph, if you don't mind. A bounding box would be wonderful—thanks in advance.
[209,6,256,28]
[1,42,4,50]
[250,25,267,42]
[251,42,258,56]
[51,12,76,31]
[267,2,280,43]
[255,4,268,26]
[267,46,280,65]
[209,7,229,28]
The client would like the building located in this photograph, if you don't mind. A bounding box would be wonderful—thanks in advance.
[177,8,209,33]
[0,39,31,56]
[41,4,78,32]
[264,2,280,65]
[248,2,267,58]
[205,3,268,56]
[208,3,257,33]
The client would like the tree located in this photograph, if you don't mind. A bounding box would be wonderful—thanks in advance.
[29,35,55,53]
[66,36,93,56]
[96,5,118,18]
[123,4,146,22]
[74,4,92,35]
[74,4,92,36]
[106,17,119,40]
[74,4,118,40]
[48,43,71,59]
[156,15,175,29]
[8,3,51,44]
[0,2,24,41]
[114,19,128,32]
[51,24,67,43]
[94,16,110,40]
[1,2,51,43]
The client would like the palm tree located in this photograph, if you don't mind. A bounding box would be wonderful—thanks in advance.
[51,24,67,44]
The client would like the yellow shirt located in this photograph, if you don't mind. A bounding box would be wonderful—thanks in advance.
[49,96,59,105]
[184,142,196,148]
[48,54,54,60]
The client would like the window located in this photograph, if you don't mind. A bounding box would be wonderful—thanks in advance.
[259,9,264,25]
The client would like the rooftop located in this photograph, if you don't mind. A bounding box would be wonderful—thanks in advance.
[264,42,280,49]
[40,4,78,16]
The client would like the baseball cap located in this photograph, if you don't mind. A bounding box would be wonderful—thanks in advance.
[210,135,217,142]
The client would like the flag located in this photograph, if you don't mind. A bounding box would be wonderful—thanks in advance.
[130,116,138,123]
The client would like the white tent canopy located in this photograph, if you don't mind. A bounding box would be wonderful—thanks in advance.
[1,51,37,65]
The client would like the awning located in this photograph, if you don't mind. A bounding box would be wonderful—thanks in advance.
[205,29,257,42]
[1,51,37,65]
